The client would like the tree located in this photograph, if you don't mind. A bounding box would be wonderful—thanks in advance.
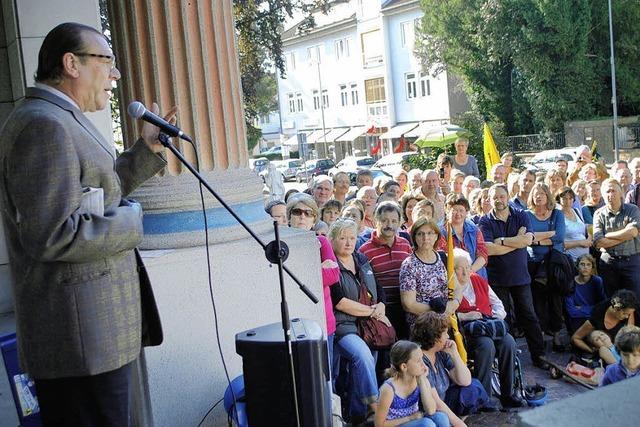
[233,0,328,152]
[415,0,640,136]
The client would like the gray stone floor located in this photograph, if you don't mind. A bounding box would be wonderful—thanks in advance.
[463,336,589,427]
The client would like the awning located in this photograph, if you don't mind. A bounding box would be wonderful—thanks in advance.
[322,127,350,142]
[404,120,449,139]
[306,129,331,144]
[379,122,420,140]
[335,125,368,142]
[282,131,311,146]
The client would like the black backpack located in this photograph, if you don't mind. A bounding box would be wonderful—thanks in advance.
[546,210,576,295]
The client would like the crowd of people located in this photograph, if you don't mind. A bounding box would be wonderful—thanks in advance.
[262,140,640,426]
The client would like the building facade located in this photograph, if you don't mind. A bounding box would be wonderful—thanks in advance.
[276,0,470,160]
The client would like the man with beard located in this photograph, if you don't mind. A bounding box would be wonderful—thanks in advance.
[478,185,548,369]
[359,202,412,339]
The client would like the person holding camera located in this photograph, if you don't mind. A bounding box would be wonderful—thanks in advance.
[567,145,609,186]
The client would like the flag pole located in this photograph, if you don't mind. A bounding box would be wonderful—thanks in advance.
[447,222,467,363]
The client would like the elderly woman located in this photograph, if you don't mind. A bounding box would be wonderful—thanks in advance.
[411,312,488,423]
[408,169,424,193]
[287,193,340,361]
[437,194,488,279]
[462,176,480,199]
[452,137,479,178]
[382,180,402,201]
[332,171,351,204]
[526,183,566,350]
[341,199,370,250]
[400,218,460,329]
[328,218,386,422]
[312,175,334,208]
[453,249,521,409]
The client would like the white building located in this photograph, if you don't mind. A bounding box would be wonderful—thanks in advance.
[276,0,470,160]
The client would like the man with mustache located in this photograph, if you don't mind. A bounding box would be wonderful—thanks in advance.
[359,202,412,339]
[478,185,548,370]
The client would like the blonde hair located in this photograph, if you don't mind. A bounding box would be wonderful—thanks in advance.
[527,183,555,211]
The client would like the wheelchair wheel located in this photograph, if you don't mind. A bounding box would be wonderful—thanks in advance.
[490,360,501,396]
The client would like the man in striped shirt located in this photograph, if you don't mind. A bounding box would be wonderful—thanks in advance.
[359,201,412,339]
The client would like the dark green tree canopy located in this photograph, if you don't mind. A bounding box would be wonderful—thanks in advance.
[415,0,640,135]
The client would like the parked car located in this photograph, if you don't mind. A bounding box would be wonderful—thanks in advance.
[373,152,418,174]
[295,158,336,183]
[328,156,375,178]
[262,145,284,161]
[249,157,269,174]
[276,159,303,181]
[523,148,578,172]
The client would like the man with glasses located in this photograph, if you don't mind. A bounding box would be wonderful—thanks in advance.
[0,22,176,426]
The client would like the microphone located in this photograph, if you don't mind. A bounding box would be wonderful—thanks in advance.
[127,101,192,142]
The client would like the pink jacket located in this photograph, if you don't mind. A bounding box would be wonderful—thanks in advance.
[318,235,340,335]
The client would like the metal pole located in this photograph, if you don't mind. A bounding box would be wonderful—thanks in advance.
[317,61,329,158]
[608,0,619,161]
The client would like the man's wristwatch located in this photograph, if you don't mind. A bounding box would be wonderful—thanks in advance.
[500,237,505,246]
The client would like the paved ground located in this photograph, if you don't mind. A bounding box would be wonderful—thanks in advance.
[463,335,588,426]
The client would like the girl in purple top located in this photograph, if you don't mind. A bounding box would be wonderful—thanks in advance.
[375,341,449,427]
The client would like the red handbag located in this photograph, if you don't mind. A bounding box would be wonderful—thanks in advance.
[356,283,396,349]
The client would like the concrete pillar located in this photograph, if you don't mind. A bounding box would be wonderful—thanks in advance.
[108,0,270,249]
[106,2,326,426]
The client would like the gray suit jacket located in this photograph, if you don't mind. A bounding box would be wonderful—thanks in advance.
[0,87,166,379]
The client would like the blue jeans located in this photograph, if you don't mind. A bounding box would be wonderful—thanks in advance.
[335,333,378,417]
[399,411,450,427]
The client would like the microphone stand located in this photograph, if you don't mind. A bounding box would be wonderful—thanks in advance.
[157,134,311,427]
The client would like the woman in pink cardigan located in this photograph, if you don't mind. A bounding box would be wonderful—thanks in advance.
[286,194,340,364]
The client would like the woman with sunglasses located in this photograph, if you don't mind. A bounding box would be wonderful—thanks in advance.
[286,193,341,365]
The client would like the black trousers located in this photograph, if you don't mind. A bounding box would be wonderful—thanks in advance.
[35,362,132,427]
[469,334,516,399]
[530,279,564,334]
[493,285,545,361]
[599,254,640,298]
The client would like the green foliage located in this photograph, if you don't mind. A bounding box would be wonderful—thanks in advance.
[233,1,328,152]
[415,0,640,135]
[406,112,510,179]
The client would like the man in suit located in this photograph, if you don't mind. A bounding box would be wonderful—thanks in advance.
[0,22,175,426]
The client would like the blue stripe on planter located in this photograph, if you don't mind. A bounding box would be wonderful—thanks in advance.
[143,199,269,234]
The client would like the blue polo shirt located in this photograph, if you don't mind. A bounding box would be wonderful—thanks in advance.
[509,196,527,211]
[478,207,533,287]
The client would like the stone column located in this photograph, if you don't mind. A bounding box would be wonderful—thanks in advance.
[108,0,271,249]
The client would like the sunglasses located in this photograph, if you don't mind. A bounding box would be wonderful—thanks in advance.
[290,208,315,218]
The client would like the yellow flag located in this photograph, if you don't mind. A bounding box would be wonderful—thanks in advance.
[446,223,467,363]
[483,122,500,181]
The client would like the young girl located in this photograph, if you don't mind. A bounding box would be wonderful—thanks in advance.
[375,341,450,427]
[565,254,606,334]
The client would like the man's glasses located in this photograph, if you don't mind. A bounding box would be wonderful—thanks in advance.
[290,208,315,218]
[75,52,117,69]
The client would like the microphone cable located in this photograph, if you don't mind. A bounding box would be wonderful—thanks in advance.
[158,133,237,426]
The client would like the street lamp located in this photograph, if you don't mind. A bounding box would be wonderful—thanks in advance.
[608,0,619,161]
